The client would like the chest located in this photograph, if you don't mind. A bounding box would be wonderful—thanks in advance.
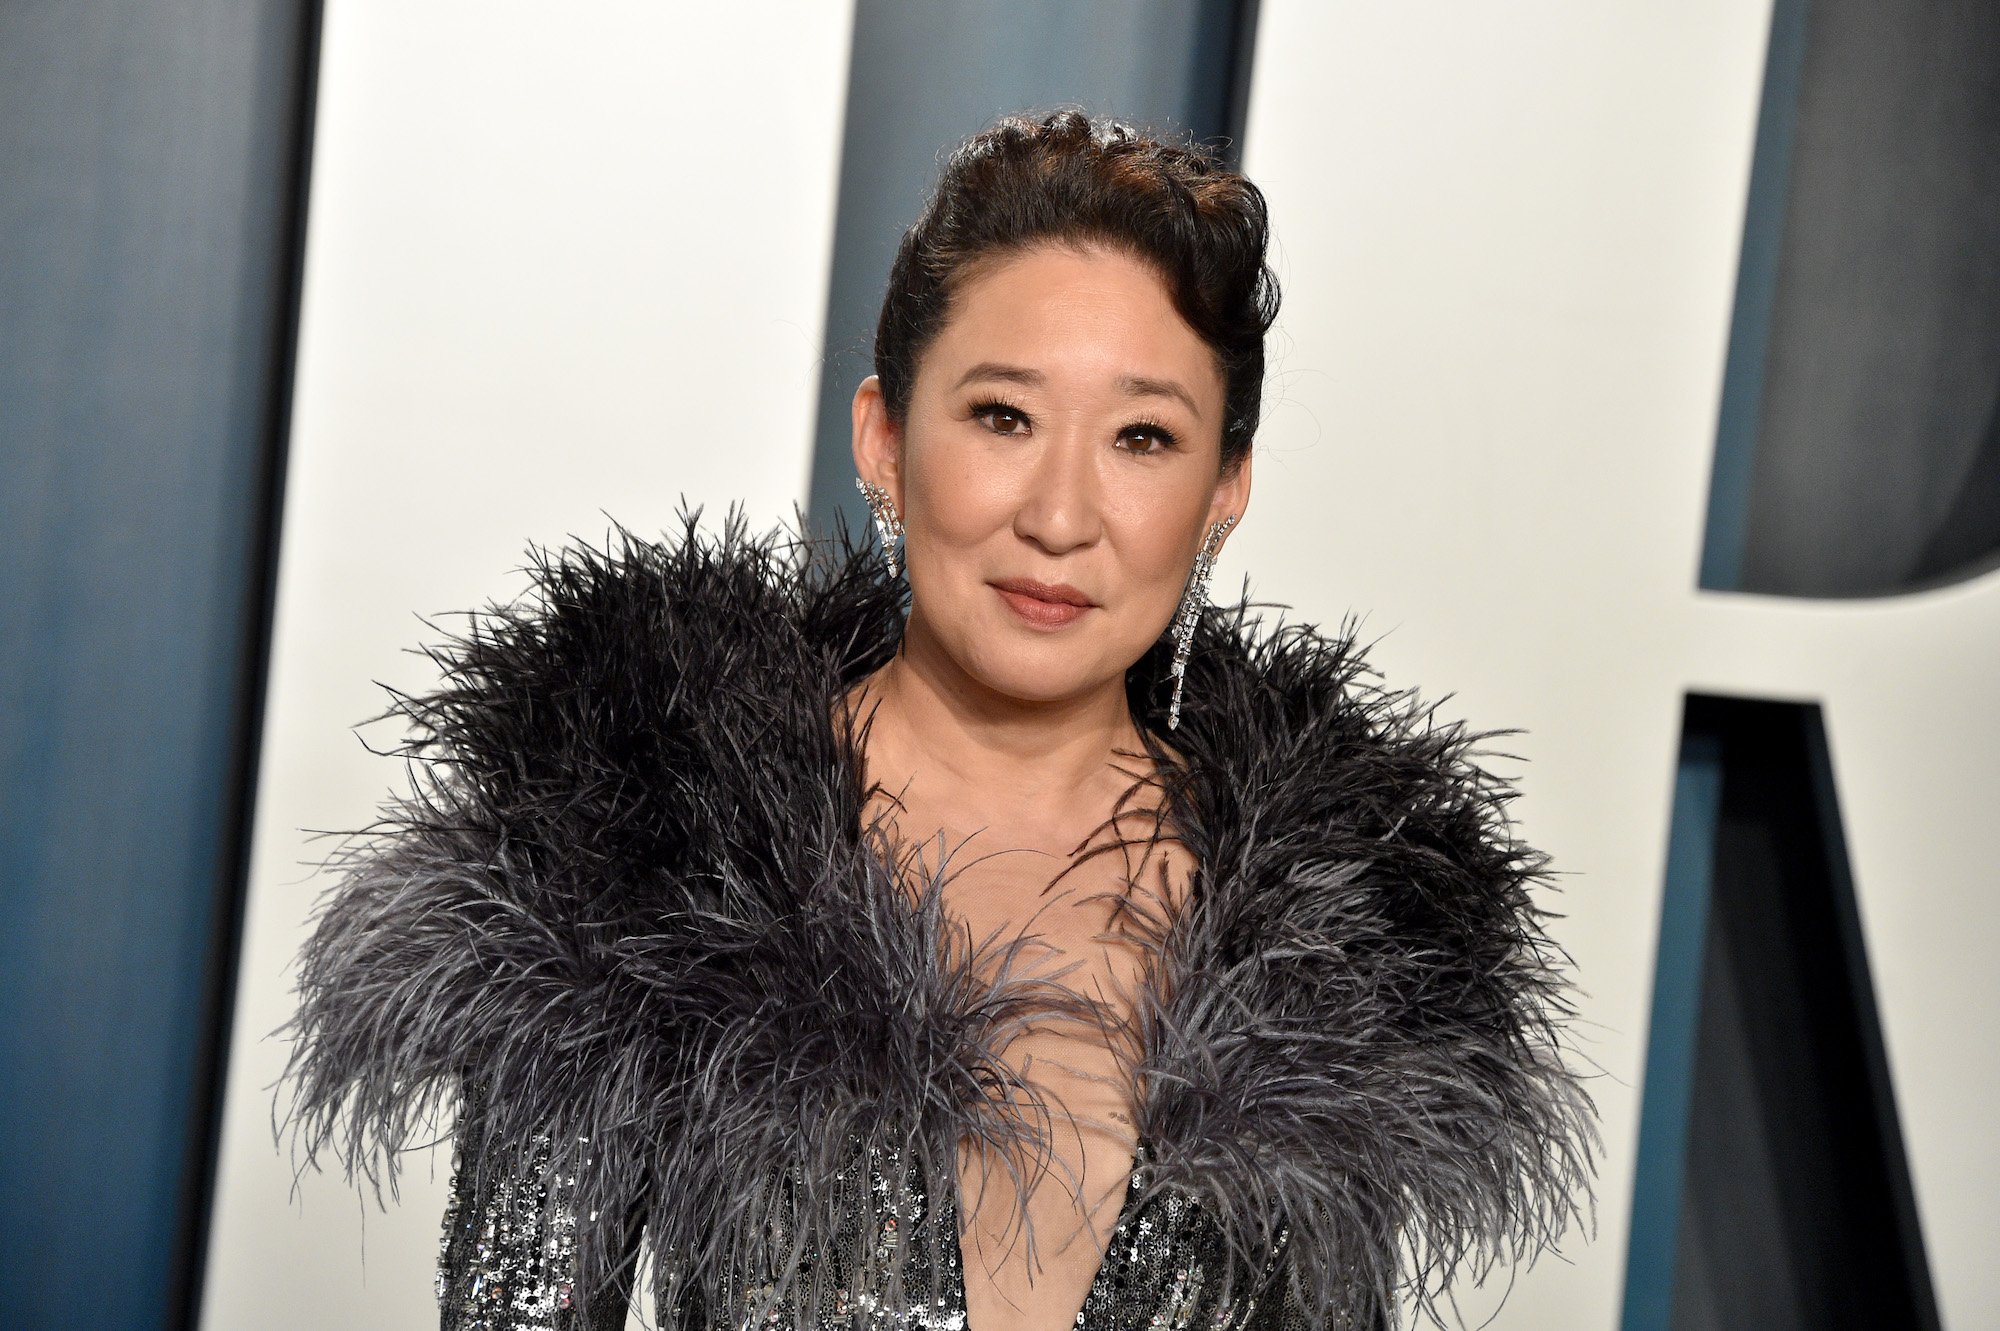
[868,789,1190,1098]
[864,790,1194,1329]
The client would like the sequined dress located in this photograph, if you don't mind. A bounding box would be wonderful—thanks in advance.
[281,515,1594,1331]
[435,1076,1331,1330]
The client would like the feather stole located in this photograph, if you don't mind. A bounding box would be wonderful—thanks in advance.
[278,503,1596,1325]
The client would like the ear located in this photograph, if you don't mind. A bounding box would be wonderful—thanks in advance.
[850,375,904,511]
[1206,446,1252,554]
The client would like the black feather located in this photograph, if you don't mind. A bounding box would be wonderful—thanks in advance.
[277,499,1596,1326]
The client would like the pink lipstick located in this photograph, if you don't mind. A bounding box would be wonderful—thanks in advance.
[991,578,1095,629]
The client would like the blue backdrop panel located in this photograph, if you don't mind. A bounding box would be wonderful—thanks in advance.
[1620,722,1724,1327]
[0,2,318,1326]
[1624,697,1937,1330]
[1657,1,1981,1310]
[1702,0,2000,595]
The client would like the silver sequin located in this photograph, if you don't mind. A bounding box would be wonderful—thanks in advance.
[437,1129,588,1329]
[438,1126,1349,1330]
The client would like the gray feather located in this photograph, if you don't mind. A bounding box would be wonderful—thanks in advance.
[277,499,1597,1326]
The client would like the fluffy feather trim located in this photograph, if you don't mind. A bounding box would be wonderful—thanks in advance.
[278,502,1596,1325]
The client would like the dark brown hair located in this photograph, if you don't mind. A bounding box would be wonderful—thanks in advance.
[873,108,1281,475]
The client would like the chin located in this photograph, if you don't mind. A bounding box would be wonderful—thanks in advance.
[962,630,1126,708]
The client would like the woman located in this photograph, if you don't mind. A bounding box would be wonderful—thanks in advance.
[281,110,1595,1330]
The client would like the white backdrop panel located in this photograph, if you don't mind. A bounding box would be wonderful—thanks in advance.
[1242,3,1998,1327]
[200,3,855,1327]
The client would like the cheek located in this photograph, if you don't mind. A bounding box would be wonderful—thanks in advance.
[1107,483,1203,569]
[902,442,1011,550]
[1110,512,1201,629]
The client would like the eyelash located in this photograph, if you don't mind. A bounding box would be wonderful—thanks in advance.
[967,397,1182,455]
[1123,416,1182,455]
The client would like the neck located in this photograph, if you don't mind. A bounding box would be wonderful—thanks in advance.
[853,612,1146,818]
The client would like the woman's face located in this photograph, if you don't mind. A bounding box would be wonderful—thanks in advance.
[851,241,1250,710]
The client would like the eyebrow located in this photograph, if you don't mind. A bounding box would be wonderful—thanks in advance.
[952,361,1203,418]
[953,362,1042,392]
[1120,373,1203,418]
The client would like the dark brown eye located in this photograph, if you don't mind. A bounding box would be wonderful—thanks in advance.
[972,400,1029,436]
[1119,421,1180,455]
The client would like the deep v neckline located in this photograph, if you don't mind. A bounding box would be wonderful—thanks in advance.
[908,839,1170,1331]
[947,1138,1148,1331]
[829,669,1201,1329]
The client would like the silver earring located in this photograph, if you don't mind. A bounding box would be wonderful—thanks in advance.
[1167,514,1237,731]
[854,477,906,577]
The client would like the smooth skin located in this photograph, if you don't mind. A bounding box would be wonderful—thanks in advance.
[841,241,1252,1331]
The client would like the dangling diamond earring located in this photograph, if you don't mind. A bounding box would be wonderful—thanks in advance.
[1167,514,1237,731]
[854,477,906,577]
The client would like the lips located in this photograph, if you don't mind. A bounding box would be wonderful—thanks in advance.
[990,578,1095,608]
[990,578,1095,629]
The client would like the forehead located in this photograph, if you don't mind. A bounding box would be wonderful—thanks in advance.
[924,243,1223,402]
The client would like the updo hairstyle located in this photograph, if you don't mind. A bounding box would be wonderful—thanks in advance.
[873,108,1281,476]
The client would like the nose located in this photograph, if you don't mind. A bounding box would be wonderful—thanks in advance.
[1011,426,1104,556]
